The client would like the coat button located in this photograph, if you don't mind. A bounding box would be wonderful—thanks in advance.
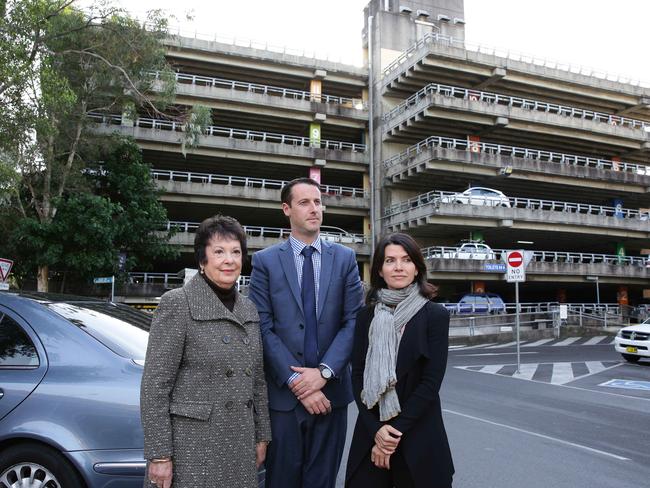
[222,335,231,344]
[242,337,250,345]
[226,368,234,377]
[244,367,252,376]
[225,401,234,410]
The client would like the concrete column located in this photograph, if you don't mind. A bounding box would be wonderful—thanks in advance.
[362,262,371,284]
[309,122,321,148]
[310,79,322,102]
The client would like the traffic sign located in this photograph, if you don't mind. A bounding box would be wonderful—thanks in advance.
[93,276,114,284]
[0,258,13,281]
[506,250,526,283]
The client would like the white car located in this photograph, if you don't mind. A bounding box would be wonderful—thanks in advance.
[614,320,650,363]
[440,187,511,207]
[434,242,496,260]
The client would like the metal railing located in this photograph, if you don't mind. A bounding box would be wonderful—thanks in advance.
[383,82,649,130]
[152,170,367,197]
[383,135,650,175]
[382,31,650,89]
[384,189,650,220]
[444,301,623,316]
[127,272,250,288]
[422,245,649,267]
[151,71,367,110]
[89,113,367,152]
[163,221,368,243]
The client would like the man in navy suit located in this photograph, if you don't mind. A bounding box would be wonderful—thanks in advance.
[249,177,364,488]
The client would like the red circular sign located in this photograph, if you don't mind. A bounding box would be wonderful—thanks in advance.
[507,251,523,267]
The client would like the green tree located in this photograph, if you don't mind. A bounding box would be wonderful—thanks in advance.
[0,0,209,291]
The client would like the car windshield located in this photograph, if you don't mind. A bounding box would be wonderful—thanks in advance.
[46,302,150,360]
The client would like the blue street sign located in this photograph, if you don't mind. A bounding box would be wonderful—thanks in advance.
[93,277,114,284]
[484,263,506,272]
[599,379,650,391]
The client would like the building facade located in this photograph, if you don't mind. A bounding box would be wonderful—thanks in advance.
[105,0,650,307]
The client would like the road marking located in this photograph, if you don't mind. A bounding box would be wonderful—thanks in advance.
[455,352,538,357]
[480,364,506,374]
[552,337,581,346]
[585,361,608,375]
[550,362,575,384]
[522,338,555,347]
[512,363,538,380]
[583,336,607,345]
[486,341,517,348]
[599,379,650,391]
[442,409,630,461]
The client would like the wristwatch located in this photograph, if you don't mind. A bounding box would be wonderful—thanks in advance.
[319,365,333,380]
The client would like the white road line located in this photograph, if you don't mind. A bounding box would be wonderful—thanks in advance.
[512,363,538,381]
[456,352,538,357]
[583,336,607,346]
[454,343,497,350]
[552,337,581,346]
[585,361,608,375]
[480,364,506,374]
[521,338,555,348]
[486,341,518,349]
[551,362,575,384]
[449,345,466,349]
[443,409,630,461]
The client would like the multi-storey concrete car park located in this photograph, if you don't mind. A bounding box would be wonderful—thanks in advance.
[104,0,649,307]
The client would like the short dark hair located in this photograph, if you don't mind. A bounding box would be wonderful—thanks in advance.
[194,215,247,266]
[280,177,321,206]
[367,232,437,305]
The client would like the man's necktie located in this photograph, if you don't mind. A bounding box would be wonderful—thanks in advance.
[301,246,318,367]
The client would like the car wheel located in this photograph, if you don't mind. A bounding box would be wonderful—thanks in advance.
[621,354,640,363]
[0,443,85,488]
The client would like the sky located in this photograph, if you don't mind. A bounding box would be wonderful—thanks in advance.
[98,0,650,85]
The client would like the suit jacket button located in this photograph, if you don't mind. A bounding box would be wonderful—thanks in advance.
[225,401,234,410]
[226,368,234,377]
[222,335,231,344]
[299,324,304,329]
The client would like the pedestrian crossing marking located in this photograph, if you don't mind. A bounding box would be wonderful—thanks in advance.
[551,337,581,346]
[583,336,607,346]
[522,338,555,348]
[455,361,621,385]
[449,336,615,351]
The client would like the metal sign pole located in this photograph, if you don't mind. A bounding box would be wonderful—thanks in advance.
[515,281,520,374]
[111,276,115,303]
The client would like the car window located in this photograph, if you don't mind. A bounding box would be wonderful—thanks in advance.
[475,296,489,304]
[0,314,39,368]
[46,302,150,360]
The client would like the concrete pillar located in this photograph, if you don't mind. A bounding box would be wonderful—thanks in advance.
[362,262,371,284]
[309,122,321,148]
[310,79,322,102]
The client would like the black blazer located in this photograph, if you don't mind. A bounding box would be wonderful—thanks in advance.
[345,301,454,488]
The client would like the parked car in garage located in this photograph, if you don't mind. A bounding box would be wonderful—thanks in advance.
[0,291,150,487]
[441,242,496,260]
[444,292,507,314]
[440,187,511,207]
[614,320,650,363]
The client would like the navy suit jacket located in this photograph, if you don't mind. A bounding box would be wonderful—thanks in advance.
[249,238,364,411]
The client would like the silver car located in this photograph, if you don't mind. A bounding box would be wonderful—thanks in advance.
[440,187,511,207]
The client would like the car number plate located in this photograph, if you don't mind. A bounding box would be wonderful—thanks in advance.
[626,346,638,353]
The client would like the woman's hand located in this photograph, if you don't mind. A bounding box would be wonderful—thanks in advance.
[256,441,269,468]
[374,424,402,454]
[148,460,173,488]
[371,444,391,469]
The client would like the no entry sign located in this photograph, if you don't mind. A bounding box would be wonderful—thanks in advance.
[506,250,526,282]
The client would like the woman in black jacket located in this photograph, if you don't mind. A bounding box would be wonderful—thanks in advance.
[345,232,454,488]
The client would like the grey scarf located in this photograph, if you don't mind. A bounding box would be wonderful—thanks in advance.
[361,283,429,421]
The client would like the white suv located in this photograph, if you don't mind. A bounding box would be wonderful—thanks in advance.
[614,320,650,363]
[440,187,511,207]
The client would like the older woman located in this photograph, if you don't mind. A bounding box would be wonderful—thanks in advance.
[346,232,454,488]
[141,215,271,488]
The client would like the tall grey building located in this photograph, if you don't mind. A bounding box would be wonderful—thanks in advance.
[108,0,649,307]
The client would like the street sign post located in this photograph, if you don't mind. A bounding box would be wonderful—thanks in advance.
[93,276,115,302]
[505,250,526,373]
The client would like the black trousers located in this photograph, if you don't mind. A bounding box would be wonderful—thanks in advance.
[346,448,415,488]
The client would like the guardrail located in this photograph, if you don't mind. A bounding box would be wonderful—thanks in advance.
[89,113,367,152]
[445,301,623,317]
[151,71,367,110]
[152,170,367,197]
[383,82,648,130]
[127,272,250,289]
[422,246,649,267]
[383,135,650,175]
[163,221,368,244]
[382,31,650,89]
[384,189,650,220]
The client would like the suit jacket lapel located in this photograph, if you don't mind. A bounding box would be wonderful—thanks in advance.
[317,240,334,320]
[279,240,304,314]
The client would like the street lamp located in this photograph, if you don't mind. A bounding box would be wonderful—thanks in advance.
[585,276,600,304]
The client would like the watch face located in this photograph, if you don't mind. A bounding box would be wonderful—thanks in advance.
[321,367,332,379]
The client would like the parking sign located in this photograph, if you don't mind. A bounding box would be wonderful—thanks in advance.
[506,250,526,283]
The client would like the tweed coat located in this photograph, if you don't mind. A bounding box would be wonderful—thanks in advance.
[140,274,272,488]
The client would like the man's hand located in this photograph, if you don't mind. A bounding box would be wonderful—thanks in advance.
[299,390,331,415]
[374,424,402,455]
[371,444,391,469]
[289,366,327,400]
[148,460,173,488]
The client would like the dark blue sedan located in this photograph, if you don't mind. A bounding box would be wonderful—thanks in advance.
[0,291,150,487]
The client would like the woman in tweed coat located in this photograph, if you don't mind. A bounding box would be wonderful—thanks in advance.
[141,215,272,488]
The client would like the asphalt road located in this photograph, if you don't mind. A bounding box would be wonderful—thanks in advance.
[336,339,650,488]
